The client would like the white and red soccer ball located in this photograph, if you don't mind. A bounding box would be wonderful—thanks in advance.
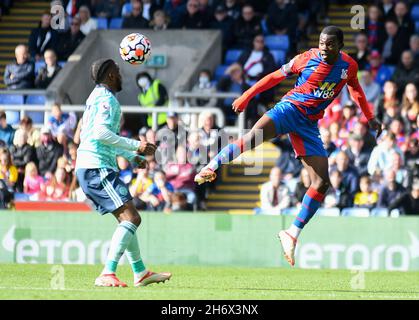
[119,33,151,65]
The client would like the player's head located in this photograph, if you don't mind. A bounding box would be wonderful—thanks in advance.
[319,26,344,64]
[91,58,122,92]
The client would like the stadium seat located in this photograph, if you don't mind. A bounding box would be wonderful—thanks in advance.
[25,95,46,124]
[270,49,286,66]
[341,208,370,217]
[375,65,394,88]
[261,18,270,35]
[224,49,242,65]
[411,4,419,20]
[214,64,228,80]
[109,18,123,29]
[281,207,299,216]
[0,94,24,125]
[416,21,419,34]
[264,35,289,51]
[370,208,389,217]
[58,61,66,68]
[316,207,340,217]
[26,95,46,105]
[97,17,108,29]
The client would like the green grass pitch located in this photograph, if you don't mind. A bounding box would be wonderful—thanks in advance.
[0,264,418,300]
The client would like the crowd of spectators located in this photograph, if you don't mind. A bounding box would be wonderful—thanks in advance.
[0,0,417,215]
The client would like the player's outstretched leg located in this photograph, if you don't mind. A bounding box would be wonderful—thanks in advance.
[195,115,277,185]
[278,156,330,267]
[120,202,171,287]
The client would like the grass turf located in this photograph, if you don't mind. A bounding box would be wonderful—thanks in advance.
[0,263,418,300]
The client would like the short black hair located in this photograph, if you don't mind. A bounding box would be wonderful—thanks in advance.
[321,25,344,45]
[91,58,115,84]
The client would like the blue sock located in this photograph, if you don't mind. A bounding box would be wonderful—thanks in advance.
[293,187,325,229]
[207,139,245,171]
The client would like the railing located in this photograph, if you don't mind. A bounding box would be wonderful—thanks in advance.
[174,91,246,136]
[0,104,226,131]
[0,89,47,96]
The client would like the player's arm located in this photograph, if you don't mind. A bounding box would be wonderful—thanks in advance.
[116,149,147,169]
[232,53,306,113]
[346,66,382,139]
[93,102,156,155]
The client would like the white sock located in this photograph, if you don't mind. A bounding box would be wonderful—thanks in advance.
[102,221,137,275]
[287,224,302,239]
[125,233,148,281]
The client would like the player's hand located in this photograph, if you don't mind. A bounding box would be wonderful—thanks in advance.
[232,95,250,114]
[133,155,147,169]
[137,140,157,156]
[368,118,383,140]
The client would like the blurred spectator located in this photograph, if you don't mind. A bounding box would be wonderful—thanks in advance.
[78,5,97,35]
[28,12,58,61]
[15,116,41,148]
[65,0,90,18]
[379,0,395,18]
[366,50,393,87]
[10,130,36,192]
[345,133,371,176]
[117,156,134,185]
[4,44,35,89]
[224,0,241,20]
[39,169,69,201]
[150,9,169,30]
[389,118,407,150]
[210,4,234,51]
[232,4,262,50]
[377,170,406,208]
[122,0,150,29]
[391,0,415,37]
[176,0,207,29]
[400,82,419,135]
[392,50,419,97]
[122,0,137,16]
[388,179,419,215]
[375,80,399,124]
[390,149,410,188]
[217,63,252,125]
[93,0,121,19]
[367,132,404,176]
[130,167,153,210]
[165,146,196,205]
[350,32,370,71]
[35,49,62,89]
[293,167,310,207]
[198,110,227,163]
[47,103,77,142]
[266,0,298,53]
[23,162,44,196]
[410,34,419,63]
[359,70,381,106]
[141,170,174,211]
[156,112,187,164]
[319,127,337,157]
[0,111,15,147]
[56,16,85,61]
[197,0,214,27]
[352,121,377,151]
[259,167,290,213]
[330,151,359,196]
[353,175,378,209]
[0,148,18,190]
[381,18,409,65]
[273,136,303,178]
[36,127,64,176]
[189,69,217,107]
[136,72,168,127]
[123,0,160,21]
[329,122,345,149]
[0,179,13,209]
[405,138,419,179]
[238,34,276,83]
[168,192,194,212]
[365,5,386,51]
[164,0,186,24]
[324,170,352,209]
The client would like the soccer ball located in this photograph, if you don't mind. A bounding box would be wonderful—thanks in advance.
[119,33,152,65]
